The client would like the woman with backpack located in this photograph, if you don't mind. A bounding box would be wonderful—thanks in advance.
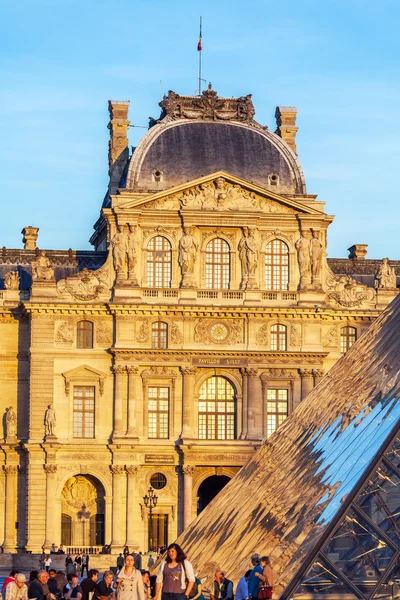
[155,544,195,600]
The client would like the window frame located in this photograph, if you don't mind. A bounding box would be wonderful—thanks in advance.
[265,239,290,291]
[198,376,236,440]
[146,236,172,288]
[151,321,168,349]
[147,386,170,439]
[265,387,289,438]
[270,323,287,351]
[73,385,95,439]
[77,320,94,349]
[205,238,231,290]
[340,326,357,353]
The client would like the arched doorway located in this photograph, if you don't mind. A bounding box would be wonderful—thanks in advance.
[197,475,230,514]
[61,475,105,547]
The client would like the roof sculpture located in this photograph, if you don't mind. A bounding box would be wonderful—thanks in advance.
[175,294,400,599]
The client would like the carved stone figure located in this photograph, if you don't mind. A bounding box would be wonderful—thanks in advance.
[290,324,301,347]
[57,266,109,301]
[374,258,397,289]
[238,227,258,289]
[111,227,128,276]
[310,230,323,283]
[5,406,16,438]
[31,250,54,281]
[178,227,198,287]
[127,224,139,283]
[45,404,56,436]
[295,231,312,286]
[55,321,74,344]
[325,271,375,308]
[4,271,20,290]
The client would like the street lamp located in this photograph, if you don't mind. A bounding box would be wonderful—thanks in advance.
[143,487,158,552]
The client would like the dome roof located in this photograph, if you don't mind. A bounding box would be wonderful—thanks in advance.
[126,88,306,194]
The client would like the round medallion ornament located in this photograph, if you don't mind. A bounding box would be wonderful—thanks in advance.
[210,323,229,342]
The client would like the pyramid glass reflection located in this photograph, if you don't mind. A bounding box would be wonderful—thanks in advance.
[175,295,400,599]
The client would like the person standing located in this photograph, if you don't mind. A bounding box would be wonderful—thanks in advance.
[117,553,125,570]
[147,555,154,570]
[5,574,28,600]
[44,556,52,573]
[64,575,82,600]
[236,571,251,600]
[81,553,89,578]
[134,553,142,571]
[255,556,275,598]
[211,571,233,600]
[115,554,144,600]
[80,569,99,600]
[74,553,82,576]
[248,554,263,600]
[155,543,195,600]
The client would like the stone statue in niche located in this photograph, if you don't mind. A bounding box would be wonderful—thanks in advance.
[45,404,56,437]
[5,406,16,438]
[127,225,139,284]
[4,271,20,290]
[178,227,198,287]
[374,258,397,289]
[111,226,128,276]
[31,250,55,281]
[295,231,312,287]
[238,227,258,289]
[310,230,323,284]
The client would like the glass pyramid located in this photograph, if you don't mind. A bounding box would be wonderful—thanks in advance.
[175,295,400,599]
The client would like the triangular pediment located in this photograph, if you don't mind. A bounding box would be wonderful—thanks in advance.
[117,171,324,215]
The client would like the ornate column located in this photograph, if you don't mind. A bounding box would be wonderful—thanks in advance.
[313,369,325,387]
[126,366,139,437]
[246,368,263,439]
[110,465,126,552]
[182,465,195,529]
[113,365,126,437]
[126,466,139,549]
[180,367,197,439]
[44,464,58,551]
[3,465,18,553]
[300,369,314,400]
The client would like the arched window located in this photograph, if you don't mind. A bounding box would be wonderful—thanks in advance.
[77,320,93,349]
[340,326,357,353]
[152,322,168,349]
[198,376,235,440]
[271,324,287,351]
[205,238,230,289]
[147,236,172,288]
[265,239,289,290]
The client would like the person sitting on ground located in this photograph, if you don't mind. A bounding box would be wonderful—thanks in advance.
[93,571,114,600]
[141,571,151,600]
[55,571,68,596]
[189,572,204,600]
[248,554,263,600]
[211,570,233,600]
[50,544,56,554]
[236,570,251,600]
[64,575,82,600]
[57,544,65,554]
[28,570,56,600]
[28,573,38,586]
[2,571,19,594]
[47,570,58,597]
[80,569,99,600]
[5,574,28,600]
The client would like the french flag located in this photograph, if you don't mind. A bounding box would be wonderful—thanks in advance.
[197,20,202,51]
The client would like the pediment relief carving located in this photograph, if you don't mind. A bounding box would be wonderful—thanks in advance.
[141,177,297,214]
[57,261,111,301]
[324,268,375,308]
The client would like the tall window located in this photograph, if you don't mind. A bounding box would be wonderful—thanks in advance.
[147,236,172,288]
[266,388,288,437]
[73,386,95,438]
[205,238,230,289]
[271,324,287,351]
[265,239,289,290]
[148,387,169,439]
[77,320,94,349]
[198,376,235,440]
[152,322,168,349]
[340,326,357,353]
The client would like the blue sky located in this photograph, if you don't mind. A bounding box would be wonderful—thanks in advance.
[1,0,399,258]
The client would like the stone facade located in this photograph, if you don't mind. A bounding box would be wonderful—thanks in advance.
[0,88,398,553]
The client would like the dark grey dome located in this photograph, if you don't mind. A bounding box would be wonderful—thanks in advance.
[126,120,306,194]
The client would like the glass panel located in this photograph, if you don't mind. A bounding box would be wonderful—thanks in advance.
[205,238,230,289]
[265,239,290,291]
[266,389,288,438]
[322,508,395,594]
[293,555,359,598]
[198,376,236,440]
[147,236,172,288]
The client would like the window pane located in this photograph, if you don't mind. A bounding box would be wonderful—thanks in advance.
[152,321,168,349]
[73,385,95,438]
[205,238,230,289]
[147,236,172,288]
[266,388,288,438]
[265,240,289,291]
[148,387,169,439]
[77,321,94,349]
[198,376,235,440]
[270,324,287,351]
[340,326,357,353]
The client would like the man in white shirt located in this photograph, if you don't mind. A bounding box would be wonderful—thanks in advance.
[5,574,28,600]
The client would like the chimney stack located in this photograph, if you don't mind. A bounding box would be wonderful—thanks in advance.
[348,244,368,259]
[22,226,39,250]
[108,100,130,194]
[275,107,298,155]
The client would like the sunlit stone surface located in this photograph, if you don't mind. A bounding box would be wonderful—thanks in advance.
[176,295,400,598]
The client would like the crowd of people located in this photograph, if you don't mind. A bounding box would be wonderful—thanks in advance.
[0,546,275,600]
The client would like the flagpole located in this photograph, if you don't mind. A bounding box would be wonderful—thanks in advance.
[198,16,202,95]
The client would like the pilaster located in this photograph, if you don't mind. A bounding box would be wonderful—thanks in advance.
[182,465,195,529]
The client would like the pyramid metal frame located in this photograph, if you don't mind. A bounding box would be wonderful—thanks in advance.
[284,423,400,600]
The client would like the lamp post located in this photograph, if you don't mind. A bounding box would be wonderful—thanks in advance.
[143,487,158,552]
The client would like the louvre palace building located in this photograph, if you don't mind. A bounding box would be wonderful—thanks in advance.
[0,86,398,555]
